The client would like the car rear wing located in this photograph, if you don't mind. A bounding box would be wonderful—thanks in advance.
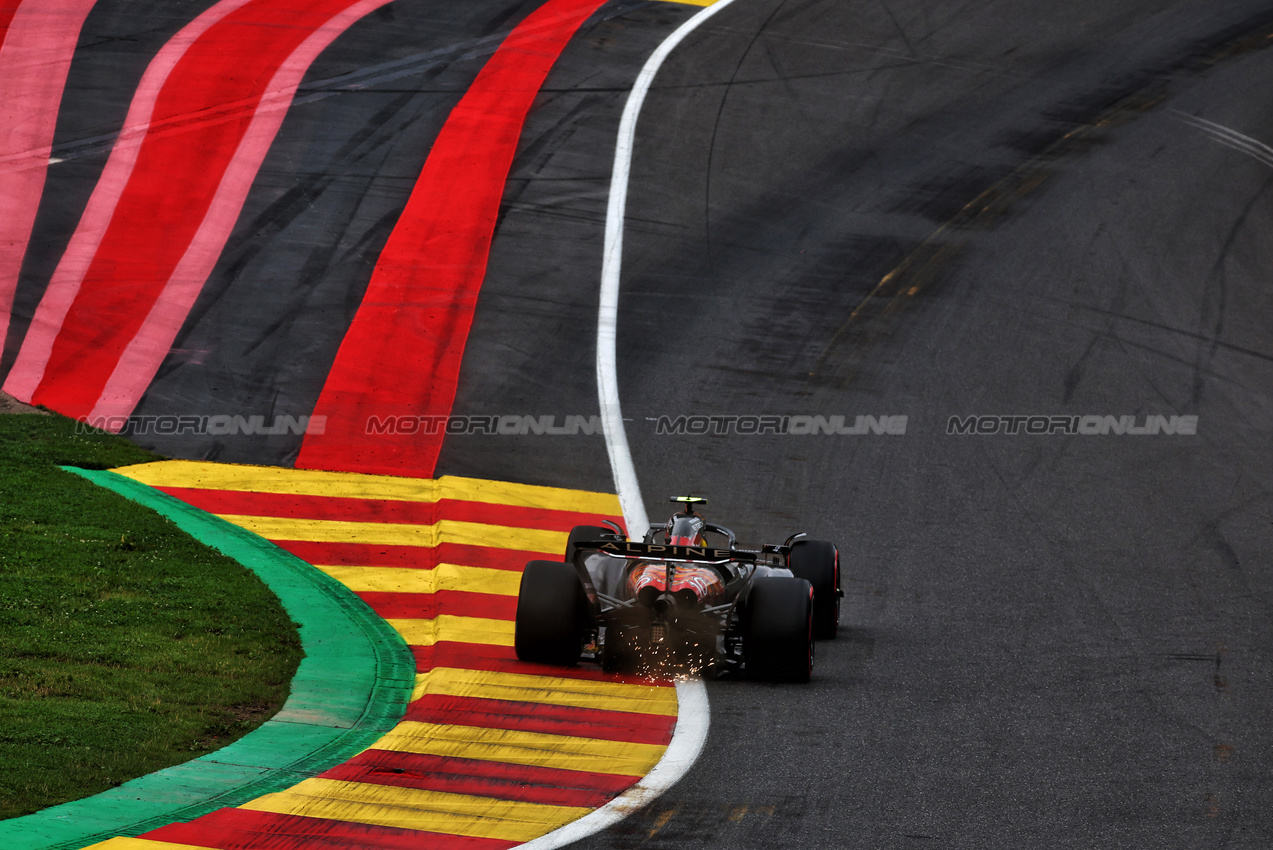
[574,539,791,566]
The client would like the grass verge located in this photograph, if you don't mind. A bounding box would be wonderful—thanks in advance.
[0,414,302,820]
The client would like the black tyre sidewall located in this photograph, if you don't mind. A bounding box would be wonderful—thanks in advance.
[788,539,839,639]
[514,560,588,666]
[744,576,814,682]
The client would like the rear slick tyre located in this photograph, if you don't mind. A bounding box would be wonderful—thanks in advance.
[788,539,840,639]
[564,525,613,564]
[514,560,588,667]
[744,576,813,683]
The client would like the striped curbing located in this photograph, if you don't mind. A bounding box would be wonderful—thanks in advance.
[79,460,678,850]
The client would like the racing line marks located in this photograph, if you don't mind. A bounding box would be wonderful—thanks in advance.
[1174,109,1273,169]
[96,461,676,850]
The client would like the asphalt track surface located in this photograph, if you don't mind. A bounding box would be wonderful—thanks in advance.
[5,0,1273,847]
[453,1,1273,846]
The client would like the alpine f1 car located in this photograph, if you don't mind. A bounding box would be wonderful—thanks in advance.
[514,496,841,682]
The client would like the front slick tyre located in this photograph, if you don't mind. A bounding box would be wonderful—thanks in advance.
[744,576,813,683]
[515,560,588,667]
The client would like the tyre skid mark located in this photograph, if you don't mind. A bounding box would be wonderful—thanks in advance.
[321,751,632,809]
[405,694,676,744]
[296,0,611,478]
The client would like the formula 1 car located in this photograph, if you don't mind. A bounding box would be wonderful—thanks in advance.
[514,496,841,681]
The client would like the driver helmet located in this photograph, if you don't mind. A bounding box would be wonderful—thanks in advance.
[665,513,706,546]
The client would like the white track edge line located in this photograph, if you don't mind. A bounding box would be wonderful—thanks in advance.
[515,679,710,850]
[516,2,741,847]
[598,0,739,539]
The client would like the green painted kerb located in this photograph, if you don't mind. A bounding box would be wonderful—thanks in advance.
[0,467,416,850]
